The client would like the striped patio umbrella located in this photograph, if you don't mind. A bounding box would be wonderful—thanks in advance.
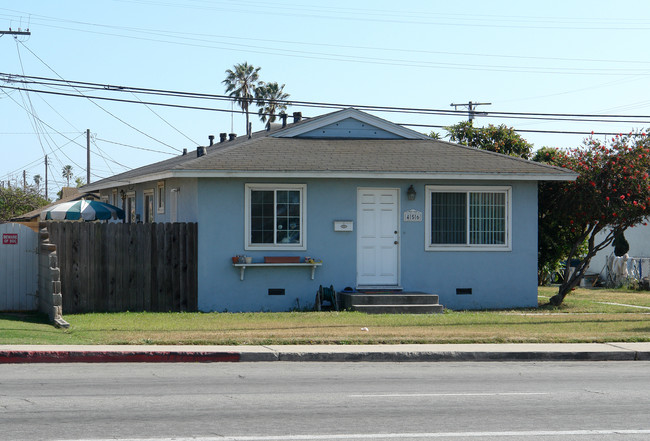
[43,200,125,221]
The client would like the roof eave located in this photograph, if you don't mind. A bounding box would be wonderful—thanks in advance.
[165,169,578,181]
[82,171,176,192]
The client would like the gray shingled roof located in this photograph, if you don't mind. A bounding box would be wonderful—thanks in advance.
[176,137,573,177]
[84,114,575,191]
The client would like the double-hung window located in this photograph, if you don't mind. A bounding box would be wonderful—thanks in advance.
[245,183,306,250]
[425,185,511,251]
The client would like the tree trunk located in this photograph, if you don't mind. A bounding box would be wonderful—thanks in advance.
[548,225,614,306]
[549,286,571,306]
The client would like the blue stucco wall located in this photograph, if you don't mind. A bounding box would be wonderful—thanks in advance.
[196,178,539,312]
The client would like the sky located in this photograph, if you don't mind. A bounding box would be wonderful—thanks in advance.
[2,0,650,198]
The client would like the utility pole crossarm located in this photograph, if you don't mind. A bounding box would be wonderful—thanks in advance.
[0,30,31,36]
[450,101,492,122]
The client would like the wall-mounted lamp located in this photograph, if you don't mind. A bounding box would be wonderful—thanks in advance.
[407,185,416,201]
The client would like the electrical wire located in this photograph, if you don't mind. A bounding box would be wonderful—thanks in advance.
[129,92,199,145]
[4,8,650,75]
[5,72,650,120]
[16,41,182,153]
[4,76,650,127]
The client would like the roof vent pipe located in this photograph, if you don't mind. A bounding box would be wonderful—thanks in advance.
[248,122,252,139]
[219,133,227,143]
[197,146,206,157]
[229,133,237,141]
[182,148,187,155]
[208,135,214,146]
[280,113,287,128]
[293,112,302,123]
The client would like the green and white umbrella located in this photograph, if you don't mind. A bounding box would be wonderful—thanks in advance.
[43,200,125,221]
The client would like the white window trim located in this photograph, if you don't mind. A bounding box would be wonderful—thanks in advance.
[244,183,307,251]
[157,181,165,214]
[144,189,154,223]
[126,190,136,224]
[425,185,512,252]
[111,189,118,206]
[100,195,109,203]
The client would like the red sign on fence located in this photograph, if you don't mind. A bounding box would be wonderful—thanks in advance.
[2,233,18,245]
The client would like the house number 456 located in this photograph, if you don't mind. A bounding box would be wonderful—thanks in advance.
[403,209,422,222]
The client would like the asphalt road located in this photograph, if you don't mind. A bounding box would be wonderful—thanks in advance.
[1,361,649,440]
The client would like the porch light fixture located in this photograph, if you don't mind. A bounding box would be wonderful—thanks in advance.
[407,185,416,201]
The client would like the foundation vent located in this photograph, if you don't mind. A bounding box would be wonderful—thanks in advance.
[268,288,285,296]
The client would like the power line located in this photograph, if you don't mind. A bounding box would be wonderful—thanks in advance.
[403,123,642,137]
[14,41,183,153]
[94,137,177,156]
[5,72,650,122]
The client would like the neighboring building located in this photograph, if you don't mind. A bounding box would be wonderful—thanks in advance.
[588,226,650,282]
[83,108,576,312]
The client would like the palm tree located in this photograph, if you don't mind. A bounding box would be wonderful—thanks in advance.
[256,82,290,129]
[62,165,73,187]
[222,62,261,136]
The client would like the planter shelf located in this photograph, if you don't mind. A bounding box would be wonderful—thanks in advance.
[232,262,322,281]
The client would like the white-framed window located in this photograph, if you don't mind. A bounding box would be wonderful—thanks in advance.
[157,181,165,214]
[245,183,306,250]
[144,189,154,223]
[425,185,511,251]
[126,191,136,224]
[111,189,118,206]
[100,195,109,203]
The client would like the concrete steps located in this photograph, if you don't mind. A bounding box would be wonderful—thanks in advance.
[339,292,444,314]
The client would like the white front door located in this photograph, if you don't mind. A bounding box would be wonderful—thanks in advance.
[357,188,399,286]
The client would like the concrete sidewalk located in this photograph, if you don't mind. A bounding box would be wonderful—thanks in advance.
[1,342,649,363]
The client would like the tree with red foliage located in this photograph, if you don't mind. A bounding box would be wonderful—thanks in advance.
[539,132,650,306]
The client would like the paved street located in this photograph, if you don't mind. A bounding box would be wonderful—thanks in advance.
[1,361,649,440]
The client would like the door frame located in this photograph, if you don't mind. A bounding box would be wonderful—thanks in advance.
[356,187,401,288]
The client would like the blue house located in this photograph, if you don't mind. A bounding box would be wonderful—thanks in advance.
[84,108,576,312]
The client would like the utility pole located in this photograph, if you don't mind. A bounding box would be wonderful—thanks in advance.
[23,170,26,189]
[450,101,491,122]
[86,129,91,185]
[44,155,48,200]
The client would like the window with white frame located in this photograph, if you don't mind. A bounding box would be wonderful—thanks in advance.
[245,183,306,250]
[425,185,511,251]
[144,189,154,223]
[126,191,136,224]
[157,181,165,214]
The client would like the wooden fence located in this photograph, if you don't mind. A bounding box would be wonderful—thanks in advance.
[46,222,197,313]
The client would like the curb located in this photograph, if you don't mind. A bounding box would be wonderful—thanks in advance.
[1,347,649,363]
[0,350,240,363]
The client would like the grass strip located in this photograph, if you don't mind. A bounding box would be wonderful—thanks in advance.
[1,287,649,345]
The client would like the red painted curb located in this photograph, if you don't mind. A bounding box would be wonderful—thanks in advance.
[0,351,241,363]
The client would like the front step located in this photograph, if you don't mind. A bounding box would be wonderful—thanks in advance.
[339,292,444,314]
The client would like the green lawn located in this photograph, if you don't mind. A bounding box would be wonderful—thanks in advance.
[1,287,649,345]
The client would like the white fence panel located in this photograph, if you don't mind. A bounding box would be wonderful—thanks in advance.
[0,223,38,311]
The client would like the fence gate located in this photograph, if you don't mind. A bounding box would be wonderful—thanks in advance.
[0,223,39,311]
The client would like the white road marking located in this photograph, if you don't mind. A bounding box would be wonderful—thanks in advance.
[56,430,650,440]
